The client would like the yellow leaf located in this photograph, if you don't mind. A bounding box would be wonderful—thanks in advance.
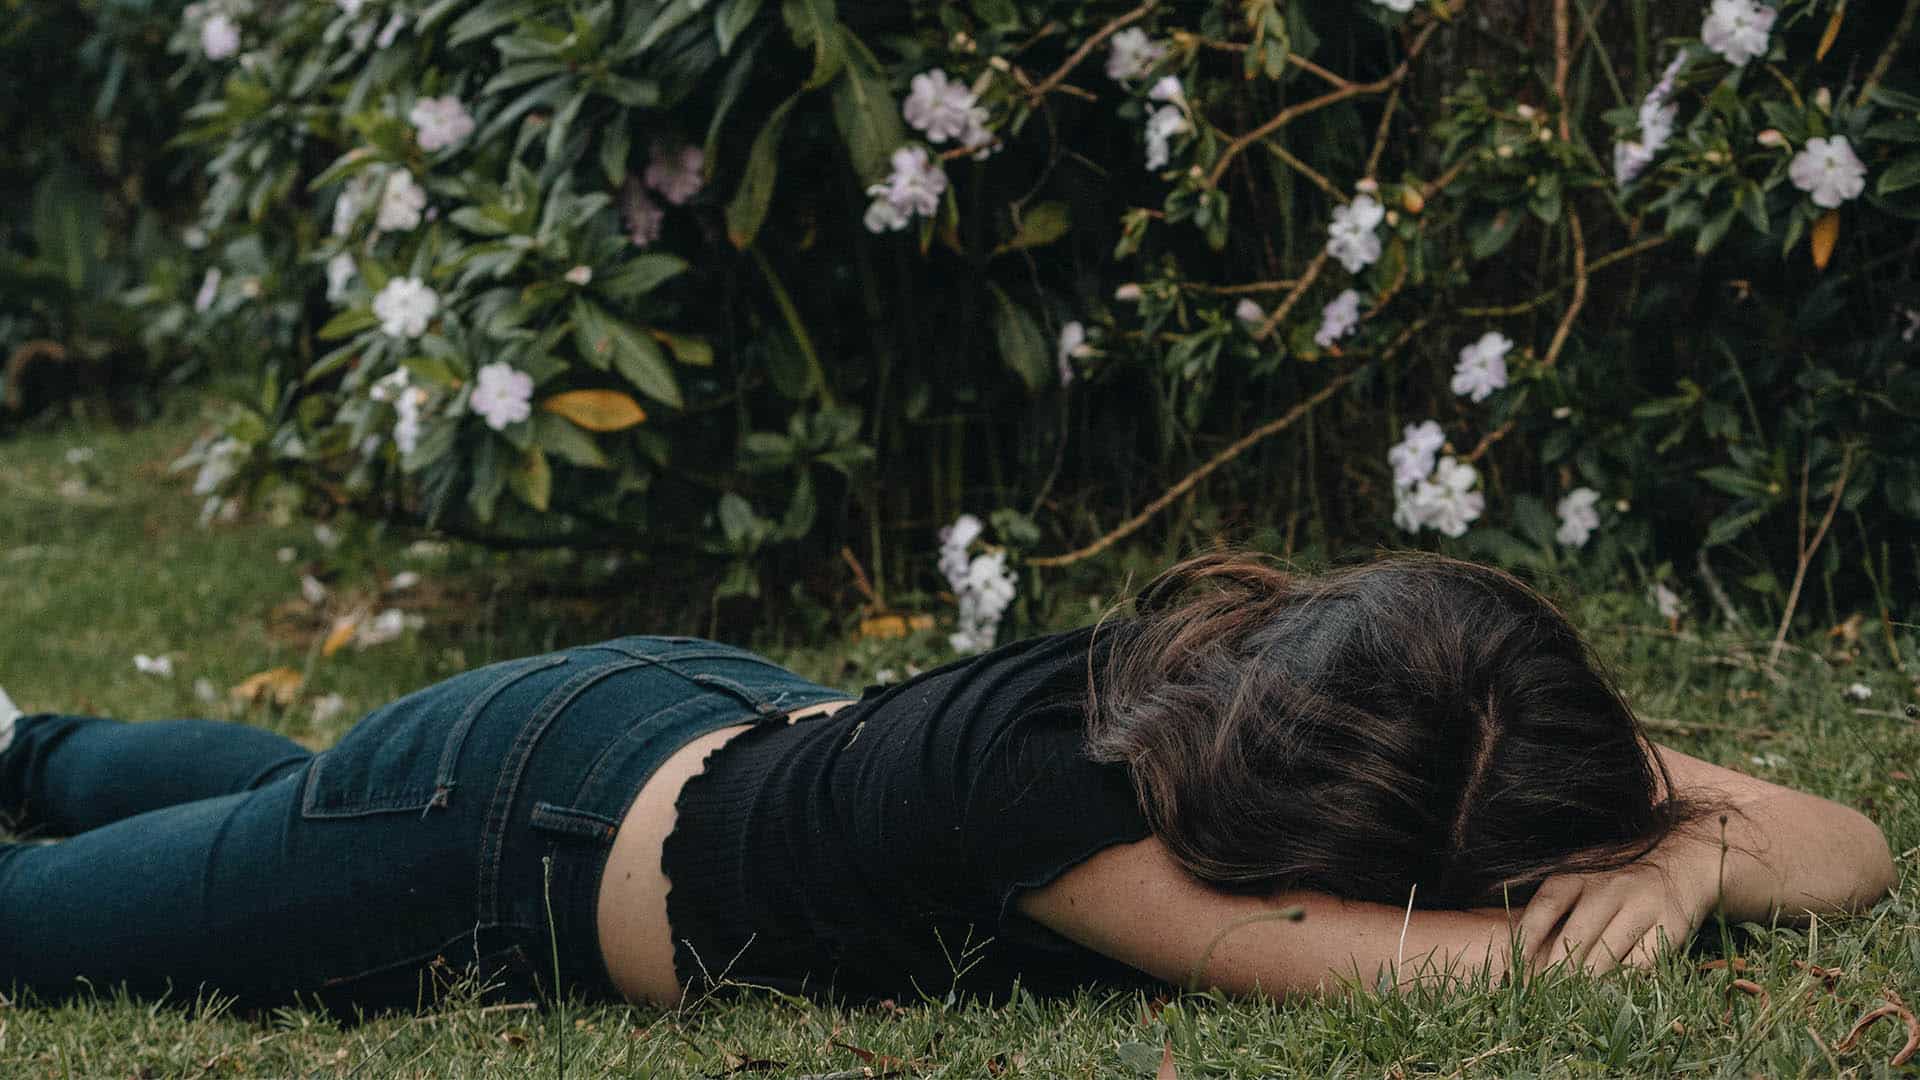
[230,667,304,708]
[322,615,359,657]
[1811,209,1840,271]
[1817,0,1845,61]
[540,389,647,432]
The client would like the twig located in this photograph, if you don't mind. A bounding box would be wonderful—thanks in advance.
[1540,210,1586,368]
[1552,0,1573,140]
[1027,0,1160,103]
[1768,444,1855,669]
[1363,84,1403,180]
[1265,142,1347,202]
[1204,18,1444,189]
[1459,420,1516,465]
[1182,278,1300,295]
[1254,250,1327,341]
[1457,234,1667,317]
[839,545,878,607]
[1857,0,1920,108]
[1030,369,1358,567]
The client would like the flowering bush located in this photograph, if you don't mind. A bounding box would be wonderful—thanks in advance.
[120,0,1920,624]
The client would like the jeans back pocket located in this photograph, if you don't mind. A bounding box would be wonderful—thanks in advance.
[301,655,569,819]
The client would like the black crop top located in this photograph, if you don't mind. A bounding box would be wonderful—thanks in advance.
[661,623,1162,1002]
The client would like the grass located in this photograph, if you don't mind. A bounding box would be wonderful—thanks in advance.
[2,400,1917,1077]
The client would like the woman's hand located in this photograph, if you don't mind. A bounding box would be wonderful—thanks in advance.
[1515,838,1723,975]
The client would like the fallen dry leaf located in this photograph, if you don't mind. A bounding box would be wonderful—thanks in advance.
[857,612,935,640]
[229,668,304,708]
[1159,1039,1179,1080]
[322,614,360,657]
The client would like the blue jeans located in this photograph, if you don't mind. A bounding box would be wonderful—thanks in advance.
[0,637,847,1015]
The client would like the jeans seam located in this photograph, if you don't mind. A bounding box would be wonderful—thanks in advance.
[427,655,570,811]
[475,658,645,927]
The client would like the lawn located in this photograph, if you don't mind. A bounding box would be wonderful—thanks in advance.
[2,401,1917,1078]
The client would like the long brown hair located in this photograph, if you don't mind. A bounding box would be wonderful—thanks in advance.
[1084,551,1713,907]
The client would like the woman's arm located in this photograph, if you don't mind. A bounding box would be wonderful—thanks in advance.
[1517,740,1897,973]
[1016,836,1523,998]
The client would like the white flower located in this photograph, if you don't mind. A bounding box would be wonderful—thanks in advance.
[191,436,246,496]
[388,570,421,591]
[1388,419,1445,490]
[239,276,262,300]
[1314,289,1360,347]
[371,277,438,339]
[313,523,342,549]
[133,654,175,678]
[1373,0,1416,11]
[368,366,410,402]
[392,386,429,454]
[276,545,297,563]
[300,574,329,606]
[194,268,222,313]
[1651,582,1682,619]
[938,513,985,589]
[1326,194,1385,273]
[200,13,241,60]
[375,11,406,48]
[1235,298,1267,326]
[325,252,357,303]
[193,676,220,704]
[336,0,365,15]
[409,95,475,153]
[864,146,947,232]
[1749,752,1788,768]
[1701,0,1775,67]
[902,69,976,144]
[1417,456,1484,537]
[643,143,706,205]
[65,446,96,465]
[1788,135,1867,209]
[1144,105,1190,170]
[1106,27,1165,83]
[1844,682,1872,702]
[354,608,422,649]
[311,693,349,726]
[1114,283,1144,303]
[1057,321,1086,387]
[564,265,594,286]
[182,226,209,250]
[331,170,378,237]
[1900,306,1920,343]
[1554,487,1602,547]
[959,106,997,159]
[1451,331,1513,402]
[376,170,427,232]
[620,177,664,247]
[406,539,451,559]
[952,549,1017,654]
[469,362,533,430]
[1147,76,1185,105]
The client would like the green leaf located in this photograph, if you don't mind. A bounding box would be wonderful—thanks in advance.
[595,253,689,300]
[30,169,103,293]
[449,0,549,46]
[318,308,380,341]
[600,108,632,185]
[1876,152,1920,197]
[1696,465,1773,498]
[467,435,507,522]
[507,446,553,511]
[1703,502,1770,547]
[715,0,765,53]
[781,0,843,87]
[988,284,1051,393]
[994,201,1072,256]
[534,410,612,468]
[830,37,906,183]
[726,94,800,248]
[656,330,714,366]
[571,298,683,407]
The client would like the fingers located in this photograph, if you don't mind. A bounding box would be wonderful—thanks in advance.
[1541,891,1625,974]
[1626,911,1698,971]
[1516,876,1582,967]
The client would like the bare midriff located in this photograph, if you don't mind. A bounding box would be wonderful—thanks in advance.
[595,698,857,1006]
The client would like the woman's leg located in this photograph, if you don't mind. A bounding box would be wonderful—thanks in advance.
[0,715,312,837]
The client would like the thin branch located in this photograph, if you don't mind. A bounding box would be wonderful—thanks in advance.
[1182,278,1301,295]
[1254,249,1327,341]
[1460,419,1516,465]
[1458,234,1667,317]
[1857,0,1920,108]
[1553,0,1573,140]
[1264,141,1347,203]
[1029,369,1359,567]
[1363,84,1403,180]
[1027,0,1161,103]
[1540,209,1587,368]
[1769,444,1856,669]
[1204,18,1444,189]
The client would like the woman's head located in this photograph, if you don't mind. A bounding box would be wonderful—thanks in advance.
[1085,551,1707,908]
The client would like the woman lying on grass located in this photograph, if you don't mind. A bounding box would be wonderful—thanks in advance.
[0,553,1895,1013]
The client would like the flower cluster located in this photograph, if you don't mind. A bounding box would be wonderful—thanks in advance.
[1614,53,1688,186]
[1326,194,1385,273]
[1700,0,1775,67]
[333,167,428,237]
[902,69,994,158]
[615,142,708,247]
[1388,421,1483,537]
[1788,136,1868,209]
[371,276,438,339]
[370,368,431,453]
[1143,77,1191,170]
[409,95,475,153]
[864,146,947,233]
[469,362,533,431]
[938,514,1017,654]
[1056,321,1089,387]
[1450,331,1512,402]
